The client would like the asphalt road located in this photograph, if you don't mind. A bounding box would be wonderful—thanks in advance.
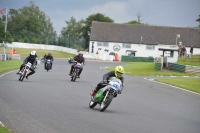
[0,59,200,133]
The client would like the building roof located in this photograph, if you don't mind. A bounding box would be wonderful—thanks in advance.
[90,21,200,48]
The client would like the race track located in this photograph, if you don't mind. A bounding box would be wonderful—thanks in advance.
[0,59,200,133]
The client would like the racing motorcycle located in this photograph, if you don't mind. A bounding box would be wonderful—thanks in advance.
[45,59,51,72]
[89,77,123,112]
[18,62,32,82]
[71,62,83,82]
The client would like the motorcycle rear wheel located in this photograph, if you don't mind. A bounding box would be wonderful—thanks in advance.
[89,98,97,108]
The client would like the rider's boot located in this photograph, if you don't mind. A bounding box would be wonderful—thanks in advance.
[90,87,99,96]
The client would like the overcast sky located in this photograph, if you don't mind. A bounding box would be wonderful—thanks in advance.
[0,0,200,34]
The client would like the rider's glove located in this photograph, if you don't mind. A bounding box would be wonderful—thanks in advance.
[103,80,108,84]
[118,90,121,94]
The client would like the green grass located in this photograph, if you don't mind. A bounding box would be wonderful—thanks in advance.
[6,48,75,58]
[177,55,200,66]
[0,125,13,133]
[106,62,195,76]
[155,78,200,94]
[0,60,22,74]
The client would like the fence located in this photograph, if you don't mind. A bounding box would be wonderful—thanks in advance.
[121,56,154,62]
[184,55,200,62]
[58,36,86,51]
[168,63,186,72]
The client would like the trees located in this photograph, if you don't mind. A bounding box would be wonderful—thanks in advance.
[0,18,12,43]
[82,13,114,49]
[61,13,114,49]
[61,17,84,48]
[6,1,57,44]
[127,20,141,24]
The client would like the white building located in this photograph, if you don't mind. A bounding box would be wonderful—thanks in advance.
[89,21,200,62]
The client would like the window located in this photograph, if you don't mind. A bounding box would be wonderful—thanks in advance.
[97,42,102,46]
[103,42,109,47]
[97,42,108,47]
[122,43,131,48]
[146,45,155,50]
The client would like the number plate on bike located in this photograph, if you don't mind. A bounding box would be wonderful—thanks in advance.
[77,63,82,68]
[110,82,120,90]
[27,62,32,67]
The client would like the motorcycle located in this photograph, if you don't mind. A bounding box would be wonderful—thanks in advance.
[89,77,123,112]
[71,62,83,82]
[18,62,32,82]
[45,59,51,72]
[68,58,74,64]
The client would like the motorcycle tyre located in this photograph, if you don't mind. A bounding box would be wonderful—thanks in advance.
[100,95,113,112]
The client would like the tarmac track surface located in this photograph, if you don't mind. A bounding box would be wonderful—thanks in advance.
[0,59,200,133]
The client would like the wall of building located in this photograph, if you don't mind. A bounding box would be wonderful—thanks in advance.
[89,41,194,62]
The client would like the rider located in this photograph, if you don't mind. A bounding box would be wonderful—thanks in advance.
[32,50,38,69]
[16,51,37,79]
[69,51,85,78]
[44,52,54,69]
[90,66,124,96]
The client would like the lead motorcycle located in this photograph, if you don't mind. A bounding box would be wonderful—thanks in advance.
[18,62,32,82]
[71,61,83,82]
[89,77,123,112]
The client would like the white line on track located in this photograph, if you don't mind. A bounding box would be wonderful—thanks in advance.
[0,121,4,127]
[0,70,18,78]
[144,78,200,96]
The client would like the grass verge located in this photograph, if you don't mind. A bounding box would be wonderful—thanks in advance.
[177,55,200,66]
[0,60,22,75]
[0,125,13,133]
[106,62,195,76]
[154,78,200,94]
[7,48,75,58]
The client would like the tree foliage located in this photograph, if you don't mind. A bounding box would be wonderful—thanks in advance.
[2,1,57,45]
[61,13,114,49]
[0,20,12,43]
[82,13,114,48]
[127,20,141,24]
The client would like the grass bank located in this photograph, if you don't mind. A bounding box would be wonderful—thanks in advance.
[0,60,22,74]
[107,62,195,76]
[177,55,200,66]
[0,125,13,133]
[155,78,200,94]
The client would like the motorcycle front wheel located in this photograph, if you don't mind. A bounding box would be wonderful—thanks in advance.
[100,95,113,112]
[21,71,27,82]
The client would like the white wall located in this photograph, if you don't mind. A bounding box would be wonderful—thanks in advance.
[185,47,200,55]
[7,42,96,59]
[89,41,160,60]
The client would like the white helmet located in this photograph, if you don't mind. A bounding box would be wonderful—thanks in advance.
[30,51,36,59]
[78,51,83,55]
[33,50,36,54]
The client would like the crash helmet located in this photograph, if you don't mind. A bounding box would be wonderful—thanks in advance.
[114,66,124,78]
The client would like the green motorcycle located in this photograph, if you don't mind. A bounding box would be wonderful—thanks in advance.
[89,77,122,112]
